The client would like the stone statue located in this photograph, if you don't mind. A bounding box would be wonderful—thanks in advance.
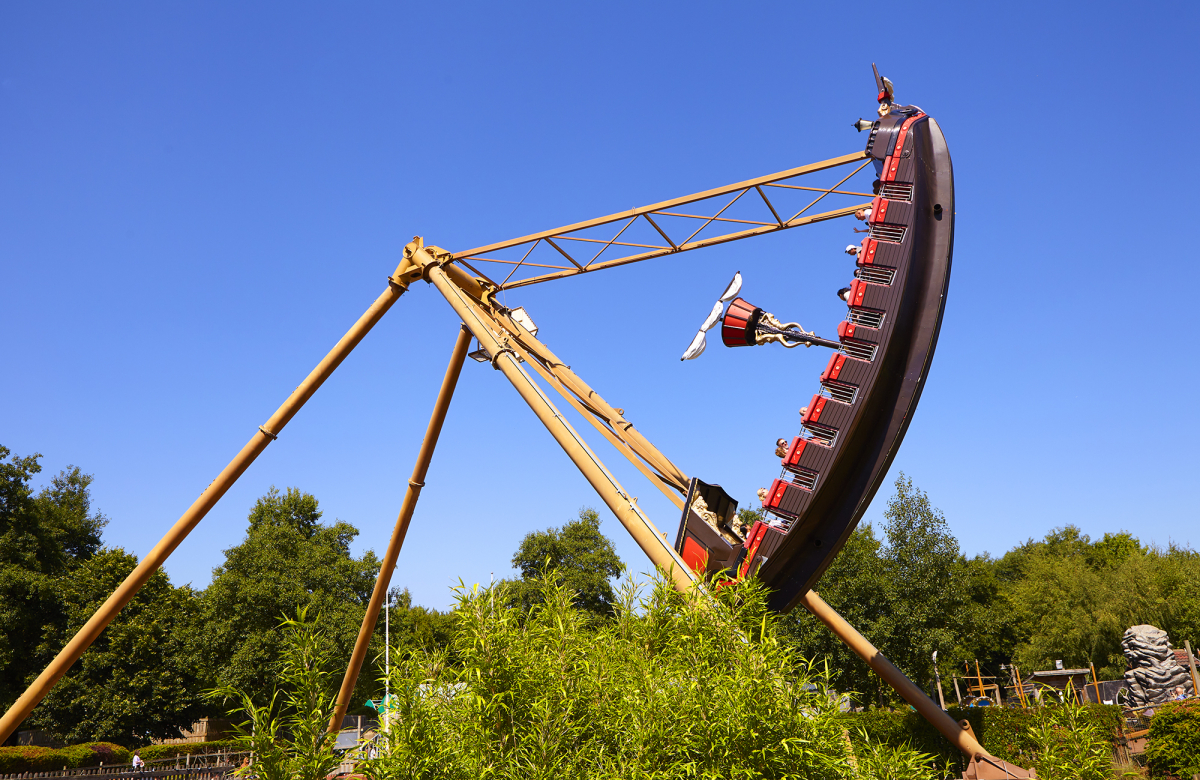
[1122,624,1194,707]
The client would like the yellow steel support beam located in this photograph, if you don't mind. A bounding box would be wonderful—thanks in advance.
[416,244,695,592]
[454,151,868,259]
[0,255,423,745]
[326,324,473,735]
[799,590,989,760]
[488,306,690,492]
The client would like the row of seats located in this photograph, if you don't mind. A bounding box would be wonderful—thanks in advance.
[759,166,918,531]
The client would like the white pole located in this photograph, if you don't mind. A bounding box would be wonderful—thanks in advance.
[384,592,390,735]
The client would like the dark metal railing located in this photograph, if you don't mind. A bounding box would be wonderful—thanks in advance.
[0,751,250,780]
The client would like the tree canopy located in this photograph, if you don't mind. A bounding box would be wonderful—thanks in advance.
[7,438,1200,746]
[1,447,200,743]
[507,507,625,617]
[30,549,204,744]
[199,487,381,705]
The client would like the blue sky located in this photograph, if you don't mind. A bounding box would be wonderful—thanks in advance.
[2,2,1196,610]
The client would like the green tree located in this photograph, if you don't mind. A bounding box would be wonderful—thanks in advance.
[211,609,342,780]
[780,474,970,706]
[29,548,205,744]
[1004,526,1200,681]
[200,487,381,708]
[778,523,886,698]
[507,507,625,618]
[875,473,968,696]
[0,447,106,716]
[384,587,455,656]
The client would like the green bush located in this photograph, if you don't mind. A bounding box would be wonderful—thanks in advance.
[360,572,940,780]
[0,742,130,773]
[137,740,241,762]
[844,703,1122,777]
[208,608,343,780]
[1145,700,1200,778]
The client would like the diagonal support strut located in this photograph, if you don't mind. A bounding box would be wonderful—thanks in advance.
[326,323,473,734]
[0,252,425,744]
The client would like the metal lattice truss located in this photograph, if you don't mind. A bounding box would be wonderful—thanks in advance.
[452,151,875,289]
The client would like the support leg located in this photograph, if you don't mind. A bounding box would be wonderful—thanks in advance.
[327,324,472,733]
[423,257,694,592]
[799,590,1034,777]
[0,255,423,744]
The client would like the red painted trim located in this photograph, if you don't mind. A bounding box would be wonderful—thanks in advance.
[882,113,923,182]
[681,536,709,575]
[820,354,846,383]
[801,395,827,424]
[859,238,878,265]
[739,521,768,578]
[784,436,807,467]
[870,196,888,224]
[849,279,868,307]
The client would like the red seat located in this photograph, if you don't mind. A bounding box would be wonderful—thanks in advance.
[857,237,880,266]
[800,395,828,425]
[821,354,848,383]
[847,279,869,308]
[782,436,807,469]
[867,196,890,224]
[739,520,770,578]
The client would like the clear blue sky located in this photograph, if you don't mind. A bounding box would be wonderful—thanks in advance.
[2,2,1196,610]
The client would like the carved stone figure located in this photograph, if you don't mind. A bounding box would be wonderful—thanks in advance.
[1122,624,1194,707]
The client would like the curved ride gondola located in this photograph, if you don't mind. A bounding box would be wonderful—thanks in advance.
[675,95,954,614]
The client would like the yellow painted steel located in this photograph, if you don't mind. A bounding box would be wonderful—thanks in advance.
[419,247,695,593]
[327,324,473,734]
[798,589,991,760]
[0,256,422,744]
[489,307,690,492]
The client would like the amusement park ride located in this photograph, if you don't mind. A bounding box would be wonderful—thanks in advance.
[2,68,1034,777]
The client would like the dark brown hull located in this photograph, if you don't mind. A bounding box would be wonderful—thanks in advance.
[757,112,955,612]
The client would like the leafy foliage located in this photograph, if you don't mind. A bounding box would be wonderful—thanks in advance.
[1003,530,1200,680]
[780,474,968,703]
[1144,699,1200,778]
[210,609,342,780]
[200,487,381,707]
[0,742,130,773]
[1024,696,1113,780]
[847,729,939,780]
[0,448,106,710]
[136,740,241,761]
[844,703,1121,778]
[384,587,455,656]
[506,507,625,617]
[782,472,1200,702]
[29,548,206,744]
[2,447,202,745]
[361,570,937,780]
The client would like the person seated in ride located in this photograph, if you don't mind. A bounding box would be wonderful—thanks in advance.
[837,287,851,303]
[775,438,788,458]
[855,207,872,221]
[756,487,768,505]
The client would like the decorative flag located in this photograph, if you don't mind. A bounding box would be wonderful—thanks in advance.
[681,272,742,361]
